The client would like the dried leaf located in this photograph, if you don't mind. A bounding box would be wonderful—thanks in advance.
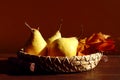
[77,32,115,56]
[97,39,115,51]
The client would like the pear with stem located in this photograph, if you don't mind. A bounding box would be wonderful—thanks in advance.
[24,22,47,56]
[47,21,62,56]
[47,20,62,44]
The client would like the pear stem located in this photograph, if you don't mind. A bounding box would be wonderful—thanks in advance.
[25,22,33,31]
[58,23,62,31]
[58,18,63,31]
[78,24,84,40]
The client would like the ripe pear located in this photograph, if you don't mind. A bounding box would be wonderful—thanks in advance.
[24,22,47,56]
[48,37,79,57]
[47,21,62,44]
[47,30,61,44]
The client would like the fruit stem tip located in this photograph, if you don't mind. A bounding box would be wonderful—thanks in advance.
[25,22,33,31]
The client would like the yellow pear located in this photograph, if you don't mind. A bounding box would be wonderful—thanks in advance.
[47,30,61,44]
[24,22,47,56]
[46,24,62,56]
[47,20,62,44]
[48,37,79,57]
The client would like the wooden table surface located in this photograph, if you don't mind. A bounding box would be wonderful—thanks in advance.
[0,53,120,80]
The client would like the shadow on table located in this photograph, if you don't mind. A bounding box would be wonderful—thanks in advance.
[0,57,64,76]
[0,57,98,76]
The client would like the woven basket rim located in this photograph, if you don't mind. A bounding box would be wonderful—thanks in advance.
[18,50,103,58]
[17,50,103,73]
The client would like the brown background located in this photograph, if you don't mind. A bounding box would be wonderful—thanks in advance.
[0,0,120,53]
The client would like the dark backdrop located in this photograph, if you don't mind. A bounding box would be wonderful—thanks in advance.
[0,0,120,53]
